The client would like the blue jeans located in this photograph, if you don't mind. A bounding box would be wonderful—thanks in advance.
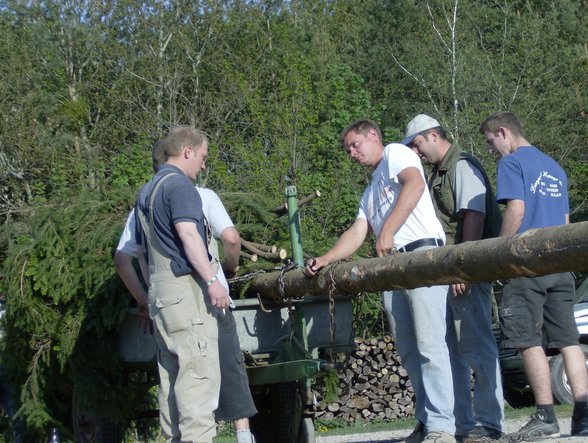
[446,282,505,435]
[382,281,455,435]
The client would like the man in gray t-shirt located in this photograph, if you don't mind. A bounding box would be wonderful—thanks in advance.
[402,114,505,441]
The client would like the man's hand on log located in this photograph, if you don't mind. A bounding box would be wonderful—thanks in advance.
[452,283,471,297]
[375,230,394,257]
[304,256,328,277]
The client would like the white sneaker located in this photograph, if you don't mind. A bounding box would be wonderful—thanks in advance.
[422,431,456,443]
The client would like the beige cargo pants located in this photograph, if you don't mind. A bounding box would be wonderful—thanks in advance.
[140,201,220,442]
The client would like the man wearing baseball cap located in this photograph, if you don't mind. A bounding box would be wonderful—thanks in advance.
[402,114,505,441]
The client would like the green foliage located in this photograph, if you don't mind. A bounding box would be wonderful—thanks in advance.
[109,136,155,190]
[353,293,387,340]
[315,416,348,432]
[1,187,133,439]
[321,369,341,403]
[567,159,588,223]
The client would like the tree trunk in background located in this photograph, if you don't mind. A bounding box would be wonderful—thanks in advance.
[248,221,588,301]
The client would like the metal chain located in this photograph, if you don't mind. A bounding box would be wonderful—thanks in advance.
[226,269,266,284]
[327,264,337,362]
[278,260,297,299]
[278,260,299,332]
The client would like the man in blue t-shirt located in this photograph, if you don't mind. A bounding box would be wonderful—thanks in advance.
[480,112,588,441]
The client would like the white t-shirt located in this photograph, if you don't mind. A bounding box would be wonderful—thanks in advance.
[117,187,234,291]
[454,159,486,216]
[357,143,446,248]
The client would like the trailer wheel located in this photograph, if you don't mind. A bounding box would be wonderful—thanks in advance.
[72,386,124,443]
[298,417,315,443]
[251,382,302,443]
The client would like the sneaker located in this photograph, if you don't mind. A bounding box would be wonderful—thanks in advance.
[405,421,425,443]
[422,431,457,443]
[463,425,504,441]
[572,415,588,436]
[510,410,559,441]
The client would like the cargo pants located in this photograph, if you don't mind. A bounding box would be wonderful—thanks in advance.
[139,193,220,443]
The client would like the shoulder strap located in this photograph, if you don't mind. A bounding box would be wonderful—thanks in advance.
[137,172,180,255]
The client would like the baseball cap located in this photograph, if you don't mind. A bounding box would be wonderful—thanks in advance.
[401,114,441,146]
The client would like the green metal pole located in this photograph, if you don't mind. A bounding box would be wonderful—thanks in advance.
[285,185,304,267]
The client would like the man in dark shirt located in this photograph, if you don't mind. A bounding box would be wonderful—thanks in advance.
[135,126,228,442]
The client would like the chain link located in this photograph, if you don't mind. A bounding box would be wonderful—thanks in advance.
[227,269,266,284]
[327,264,337,362]
[277,260,299,332]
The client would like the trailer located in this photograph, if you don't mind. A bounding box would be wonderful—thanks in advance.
[111,293,354,443]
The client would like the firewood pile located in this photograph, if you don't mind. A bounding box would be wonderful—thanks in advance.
[314,335,415,424]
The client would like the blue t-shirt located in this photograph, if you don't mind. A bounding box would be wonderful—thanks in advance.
[496,146,569,233]
[135,164,208,276]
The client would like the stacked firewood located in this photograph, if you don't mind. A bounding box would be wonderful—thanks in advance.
[314,335,415,424]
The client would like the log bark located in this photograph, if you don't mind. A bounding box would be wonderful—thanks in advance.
[241,238,283,261]
[240,251,258,262]
[247,222,588,301]
[244,241,277,254]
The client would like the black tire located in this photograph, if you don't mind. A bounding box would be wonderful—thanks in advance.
[503,387,534,409]
[72,386,124,443]
[250,382,302,443]
[550,344,588,405]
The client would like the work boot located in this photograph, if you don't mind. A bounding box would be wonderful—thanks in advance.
[510,410,559,441]
[462,425,504,442]
[571,414,588,436]
[422,431,456,443]
[404,421,425,443]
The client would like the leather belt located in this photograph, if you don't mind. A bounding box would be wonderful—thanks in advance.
[397,237,444,253]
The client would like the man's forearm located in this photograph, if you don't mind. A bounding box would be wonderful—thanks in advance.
[461,210,485,242]
[115,250,148,305]
[500,199,525,236]
[220,227,240,272]
[322,220,367,264]
[381,168,424,236]
[176,222,217,282]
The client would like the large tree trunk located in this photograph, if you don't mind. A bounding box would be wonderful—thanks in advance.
[248,222,588,302]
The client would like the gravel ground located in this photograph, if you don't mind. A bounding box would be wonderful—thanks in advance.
[316,416,584,443]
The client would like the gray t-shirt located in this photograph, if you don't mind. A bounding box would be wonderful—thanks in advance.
[135,164,208,277]
[454,159,487,216]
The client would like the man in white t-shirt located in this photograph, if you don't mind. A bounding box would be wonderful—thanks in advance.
[114,187,257,443]
[403,114,505,441]
[305,120,455,443]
